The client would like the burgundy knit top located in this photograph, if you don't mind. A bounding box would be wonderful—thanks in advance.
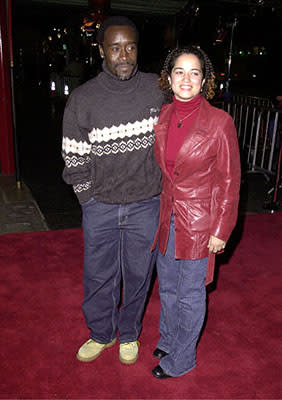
[166,94,201,177]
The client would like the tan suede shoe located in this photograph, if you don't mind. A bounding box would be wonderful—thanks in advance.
[76,338,116,362]
[119,341,140,364]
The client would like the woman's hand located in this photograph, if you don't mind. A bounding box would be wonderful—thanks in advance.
[208,235,226,253]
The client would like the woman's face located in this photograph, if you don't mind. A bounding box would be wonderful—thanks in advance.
[168,53,205,102]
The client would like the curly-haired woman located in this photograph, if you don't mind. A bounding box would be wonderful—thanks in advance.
[151,46,241,379]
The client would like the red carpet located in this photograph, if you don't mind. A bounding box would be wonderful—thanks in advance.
[0,212,281,399]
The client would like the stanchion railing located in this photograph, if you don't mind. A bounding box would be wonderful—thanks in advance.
[232,95,272,108]
[214,97,282,211]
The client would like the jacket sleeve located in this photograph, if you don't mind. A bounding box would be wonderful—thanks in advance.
[209,114,241,242]
[62,92,92,204]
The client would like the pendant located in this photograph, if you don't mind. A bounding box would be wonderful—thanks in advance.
[177,122,182,128]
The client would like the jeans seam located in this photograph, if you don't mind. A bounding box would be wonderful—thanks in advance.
[172,260,185,362]
[110,241,120,341]
[159,254,170,349]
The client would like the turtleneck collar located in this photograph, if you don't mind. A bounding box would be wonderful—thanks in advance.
[173,94,202,118]
[98,60,140,94]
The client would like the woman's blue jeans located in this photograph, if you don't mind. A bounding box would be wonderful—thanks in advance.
[81,195,160,344]
[157,216,208,377]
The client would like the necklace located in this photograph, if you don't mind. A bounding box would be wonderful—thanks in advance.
[175,107,199,128]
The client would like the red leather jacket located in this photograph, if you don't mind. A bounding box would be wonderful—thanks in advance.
[152,97,241,281]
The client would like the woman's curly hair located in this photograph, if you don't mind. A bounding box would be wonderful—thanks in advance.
[159,45,216,101]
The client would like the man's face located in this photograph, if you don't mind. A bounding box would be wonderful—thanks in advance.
[99,25,138,80]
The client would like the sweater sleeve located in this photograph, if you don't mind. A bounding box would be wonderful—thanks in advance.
[62,92,92,204]
[209,114,241,242]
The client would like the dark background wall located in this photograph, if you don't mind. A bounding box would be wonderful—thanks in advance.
[12,0,282,97]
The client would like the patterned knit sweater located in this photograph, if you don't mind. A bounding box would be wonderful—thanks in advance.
[62,62,164,204]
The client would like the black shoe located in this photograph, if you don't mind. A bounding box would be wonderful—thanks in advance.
[153,348,168,359]
[152,365,172,379]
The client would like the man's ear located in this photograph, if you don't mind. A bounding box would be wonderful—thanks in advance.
[99,44,104,59]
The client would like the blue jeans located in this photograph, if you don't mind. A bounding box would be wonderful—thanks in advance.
[81,195,160,344]
[157,216,208,377]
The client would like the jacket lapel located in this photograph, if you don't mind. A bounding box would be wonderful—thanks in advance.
[175,97,211,169]
[154,98,212,174]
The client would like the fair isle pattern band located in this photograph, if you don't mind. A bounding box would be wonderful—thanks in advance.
[62,137,92,155]
[63,117,158,159]
[73,181,92,193]
[88,116,158,144]
[63,154,91,168]
[92,134,155,157]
